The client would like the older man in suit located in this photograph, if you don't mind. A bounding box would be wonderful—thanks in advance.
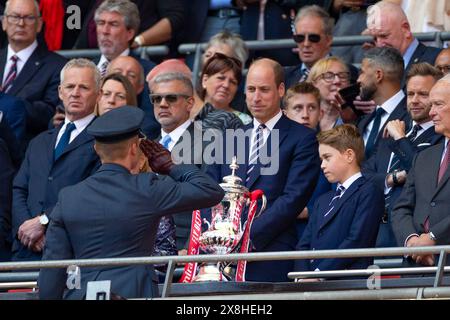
[392,74,450,267]
[38,106,223,300]
[363,62,444,249]
[12,59,101,262]
[0,0,66,142]
[207,58,320,282]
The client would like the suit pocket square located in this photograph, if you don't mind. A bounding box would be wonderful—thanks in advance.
[417,143,431,147]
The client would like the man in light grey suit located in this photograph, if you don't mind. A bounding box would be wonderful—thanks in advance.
[392,74,450,266]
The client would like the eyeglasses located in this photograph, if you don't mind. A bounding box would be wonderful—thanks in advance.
[436,65,450,74]
[293,33,321,44]
[317,72,350,83]
[149,93,191,105]
[5,15,38,25]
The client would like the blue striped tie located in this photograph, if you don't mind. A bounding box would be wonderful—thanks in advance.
[324,185,346,217]
[246,124,266,184]
[161,134,172,150]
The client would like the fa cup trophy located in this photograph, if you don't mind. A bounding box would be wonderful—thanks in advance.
[179,157,266,282]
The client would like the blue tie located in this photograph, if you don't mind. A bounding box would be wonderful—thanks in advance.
[161,135,172,150]
[324,185,345,217]
[365,108,385,159]
[54,122,76,161]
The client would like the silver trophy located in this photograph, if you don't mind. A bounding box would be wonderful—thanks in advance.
[194,157,266,282]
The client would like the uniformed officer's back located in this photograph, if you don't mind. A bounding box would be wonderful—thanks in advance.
[38,106,224,300]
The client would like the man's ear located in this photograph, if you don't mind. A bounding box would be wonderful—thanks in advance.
[278,82,286,99]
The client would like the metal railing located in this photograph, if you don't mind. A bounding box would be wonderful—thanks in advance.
[0,245,449,299]
[179,31,450,88]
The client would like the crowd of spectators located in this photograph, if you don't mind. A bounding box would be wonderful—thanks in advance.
[1,0,450,298]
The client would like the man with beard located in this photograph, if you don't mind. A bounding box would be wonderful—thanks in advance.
[363,63,444,248]
[357,47,410,160]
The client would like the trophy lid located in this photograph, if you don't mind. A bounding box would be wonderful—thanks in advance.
[220,156,249,195]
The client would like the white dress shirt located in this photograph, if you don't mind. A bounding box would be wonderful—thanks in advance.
[55,114,96,148]
[159,120,192,152]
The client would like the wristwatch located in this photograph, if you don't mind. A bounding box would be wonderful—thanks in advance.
[429,231,437,241]
[39,213,49,226]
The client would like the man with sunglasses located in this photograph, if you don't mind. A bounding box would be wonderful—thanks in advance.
[0,0,66,146]
[285,5,358,90]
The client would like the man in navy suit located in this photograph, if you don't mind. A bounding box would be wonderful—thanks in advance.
[363,63,444,248]
[0,0,66,142]
[12,59,101,261]
[93,0,159,138]
[207,58,320,282]
[357,47,410,160]
[284,5,359,90]
[295,124,384,274]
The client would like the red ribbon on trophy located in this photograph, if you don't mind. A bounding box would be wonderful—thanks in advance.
[235,189,264,282]
[178,210,202,283]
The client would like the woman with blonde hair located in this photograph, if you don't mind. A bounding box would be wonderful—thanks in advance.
[308,56,356,131]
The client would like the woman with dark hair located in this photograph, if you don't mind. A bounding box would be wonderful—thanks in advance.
[199,52,252,125]
[96,73,138,116]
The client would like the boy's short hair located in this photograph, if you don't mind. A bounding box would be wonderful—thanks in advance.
[317,124,365,166]
[282,82,321,109]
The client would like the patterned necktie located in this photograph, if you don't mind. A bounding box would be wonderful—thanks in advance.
[438,140,450,184]
[324,185,346,217]
[54,122,76,161]
[365,107,386,159]
[299,68,310,83]
[161,134,172,150]
[100,60,109,78]
[1,55,18,93]
[246,124,266,184]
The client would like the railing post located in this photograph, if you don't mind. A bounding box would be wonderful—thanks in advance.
[161,260,176,298]
[433,250,447,288]
[192,44,203,91]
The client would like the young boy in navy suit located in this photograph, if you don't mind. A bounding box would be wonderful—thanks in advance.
[295,124,384,275]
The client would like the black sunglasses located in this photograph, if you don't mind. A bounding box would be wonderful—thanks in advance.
[149,93,190,105]
[293,33,321,44]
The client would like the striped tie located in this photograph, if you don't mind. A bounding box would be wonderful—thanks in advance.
[100,60,109,78]
[246,124,266,184]
[160,134,172,150]
[1,55,18,93]
[299,68,310,83]
[324,185,345,217]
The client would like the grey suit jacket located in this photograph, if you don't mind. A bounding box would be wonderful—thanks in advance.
[392,141,450,246]
[38,163,224,299]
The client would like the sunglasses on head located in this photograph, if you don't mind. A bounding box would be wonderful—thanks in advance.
[149,93,190,105]
[293,33,321,44]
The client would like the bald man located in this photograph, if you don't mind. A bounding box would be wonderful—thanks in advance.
[366,2,441,79]
[435,48,450,75]
[107,56,160,139]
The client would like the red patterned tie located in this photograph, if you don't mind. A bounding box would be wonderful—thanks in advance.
[1,55,18,93]
[438,141,450,184]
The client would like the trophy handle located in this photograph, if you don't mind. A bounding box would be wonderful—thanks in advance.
[256,194,267,218]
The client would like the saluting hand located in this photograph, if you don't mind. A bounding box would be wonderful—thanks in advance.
[139,139,174,175]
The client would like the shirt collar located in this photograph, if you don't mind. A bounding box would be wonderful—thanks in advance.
[411,119,434,134]
[403,38,419,69]
[339,172,363,191]
[64,113,95,132]
[7,40,38,64]
[379,90,405,114]
[98,48,130,68]
[252,110,283,131]
[161,119,192,145]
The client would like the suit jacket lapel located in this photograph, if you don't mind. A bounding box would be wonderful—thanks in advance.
[245,115,289,189]
[7,45,44,96]
[434,143,450,196]
[54,118,96,162]
[0,48,7,82]
[47,127,60,164]
[319,177,364,231]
